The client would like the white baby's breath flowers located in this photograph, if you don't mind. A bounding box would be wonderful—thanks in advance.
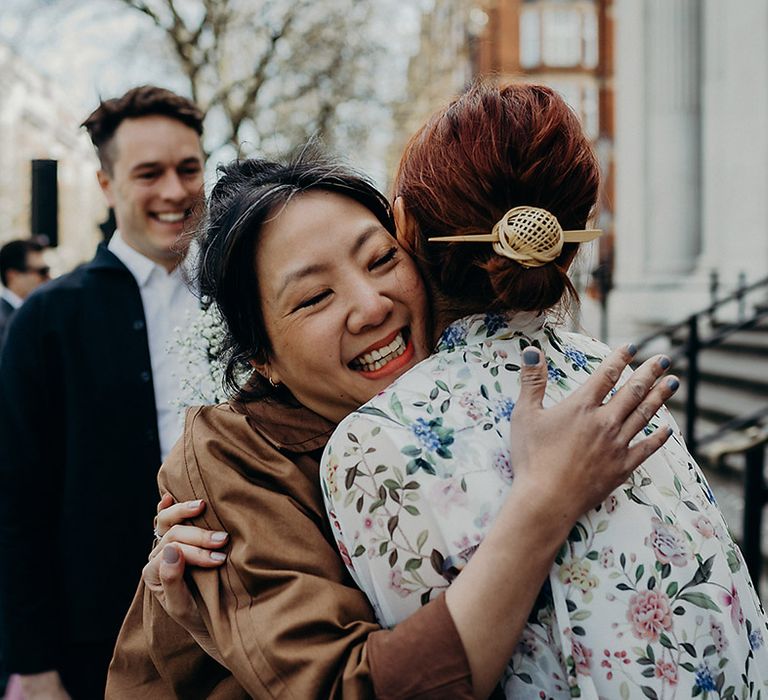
[171,303,230,410]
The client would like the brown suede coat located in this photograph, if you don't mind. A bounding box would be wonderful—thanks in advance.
[106,399,473,699]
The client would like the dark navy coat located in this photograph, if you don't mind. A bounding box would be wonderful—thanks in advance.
[0,243,162,673]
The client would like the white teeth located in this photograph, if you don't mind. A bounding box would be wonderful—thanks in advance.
[352,332,407,372]
[156,212,185,223]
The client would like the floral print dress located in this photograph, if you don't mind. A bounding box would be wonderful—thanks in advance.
[320,312,768,699]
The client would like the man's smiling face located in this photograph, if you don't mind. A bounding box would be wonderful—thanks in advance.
[98,114,204,269]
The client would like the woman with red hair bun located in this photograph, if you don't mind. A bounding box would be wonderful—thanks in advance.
[121,83,766,699]
[321,82,768,698]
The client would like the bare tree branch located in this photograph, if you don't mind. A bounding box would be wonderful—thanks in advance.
[114,0,394,160]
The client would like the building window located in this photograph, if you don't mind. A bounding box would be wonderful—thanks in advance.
[582,9,599,69]
[520,7,541,69]
[582,82,599,139]
[547,78,600,140]
[519,2,599,69]
[542,8,581,66]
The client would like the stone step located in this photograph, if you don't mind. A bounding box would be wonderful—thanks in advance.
[666,379,768,427]
[668,324,768,357]
[668,349,768,395]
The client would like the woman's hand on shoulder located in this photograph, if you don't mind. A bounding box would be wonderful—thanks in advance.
[142,494,228,663]
[148,493,229,565]
[509,344,678,525]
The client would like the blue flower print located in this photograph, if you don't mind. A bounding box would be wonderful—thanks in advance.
[547,360,561,382]
[564,346,588,371]
[694,663,716,692]
[438,323,469,352]
[412,418,441,451]
[750,628,764,650]
[410,417,454,458]
[483,313,507,337]
[493,397,515,423]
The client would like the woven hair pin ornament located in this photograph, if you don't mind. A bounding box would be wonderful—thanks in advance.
[428,206,602,269]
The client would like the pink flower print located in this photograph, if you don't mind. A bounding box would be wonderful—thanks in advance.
[654,660,678,685]
[517,627,539,657]
[605,495,618,513]
[720,585,744,629]
[389,567,410,598]
[337,540,352,568]
[558,559,599,596]
[626,589,673,641]
[572,639,593,675]
[709,615,729,652]
[363,516,374,530]
[459,391,485,421]
[646,517,691,567]
[428,477,468,517]
[492,450,514,483]
[599,546,615,569]
[693,515,715,539]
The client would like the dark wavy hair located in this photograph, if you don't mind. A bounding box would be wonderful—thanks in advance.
[196,147,395,402]
[393,81,600,320]
[81,85,204,173]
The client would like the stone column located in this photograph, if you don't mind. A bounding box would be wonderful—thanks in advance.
[643,0,702,276]
[698,0,768,285]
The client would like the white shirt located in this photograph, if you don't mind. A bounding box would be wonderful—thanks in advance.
[108,232,201,460]
[1,287,23,310]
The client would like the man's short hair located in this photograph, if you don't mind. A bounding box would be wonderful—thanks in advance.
[0,239,45,287]
[81,85,204,174]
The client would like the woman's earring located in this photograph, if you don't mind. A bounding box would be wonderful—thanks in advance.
[268,376,279,388]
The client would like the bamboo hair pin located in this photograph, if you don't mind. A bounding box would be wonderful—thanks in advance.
[429,205,602,268]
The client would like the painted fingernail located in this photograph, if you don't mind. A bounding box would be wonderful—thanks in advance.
[658,356,671,370]
[187,500,203,509]
[667,378,679,391]
[163,546,180,564]
[626,343,637,357]
[667,426,674,436]
[211,531,228,543]
[210,552,227,562]
[523,349,540,366]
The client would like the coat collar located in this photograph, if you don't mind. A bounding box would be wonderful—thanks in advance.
[233,397,337,454]
[87,242,134,274]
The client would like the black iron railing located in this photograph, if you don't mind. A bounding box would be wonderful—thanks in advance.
[635,273,768,450]
[634,273,768,585]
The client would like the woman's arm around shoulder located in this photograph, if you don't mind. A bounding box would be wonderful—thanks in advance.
[160,402,474,699]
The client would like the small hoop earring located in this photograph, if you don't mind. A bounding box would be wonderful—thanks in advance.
[268,376,279,388]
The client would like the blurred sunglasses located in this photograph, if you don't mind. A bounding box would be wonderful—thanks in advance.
[25,265,50,278]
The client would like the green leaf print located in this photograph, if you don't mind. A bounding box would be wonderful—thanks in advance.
[430,549,444,576]
[357,406,391,421]
[678,592,722,611]
[406,458,435,476]
[727,547,742,573]
[389,393,405,422]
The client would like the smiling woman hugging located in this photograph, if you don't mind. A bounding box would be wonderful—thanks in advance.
[108,145,679,699]
[320,82,768,698]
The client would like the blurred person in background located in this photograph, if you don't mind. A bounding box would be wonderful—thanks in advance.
[0,239,49,354]
[0,85,205,700]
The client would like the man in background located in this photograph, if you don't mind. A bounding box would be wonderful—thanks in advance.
[0,239,49,353]
[0,85,206,699]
